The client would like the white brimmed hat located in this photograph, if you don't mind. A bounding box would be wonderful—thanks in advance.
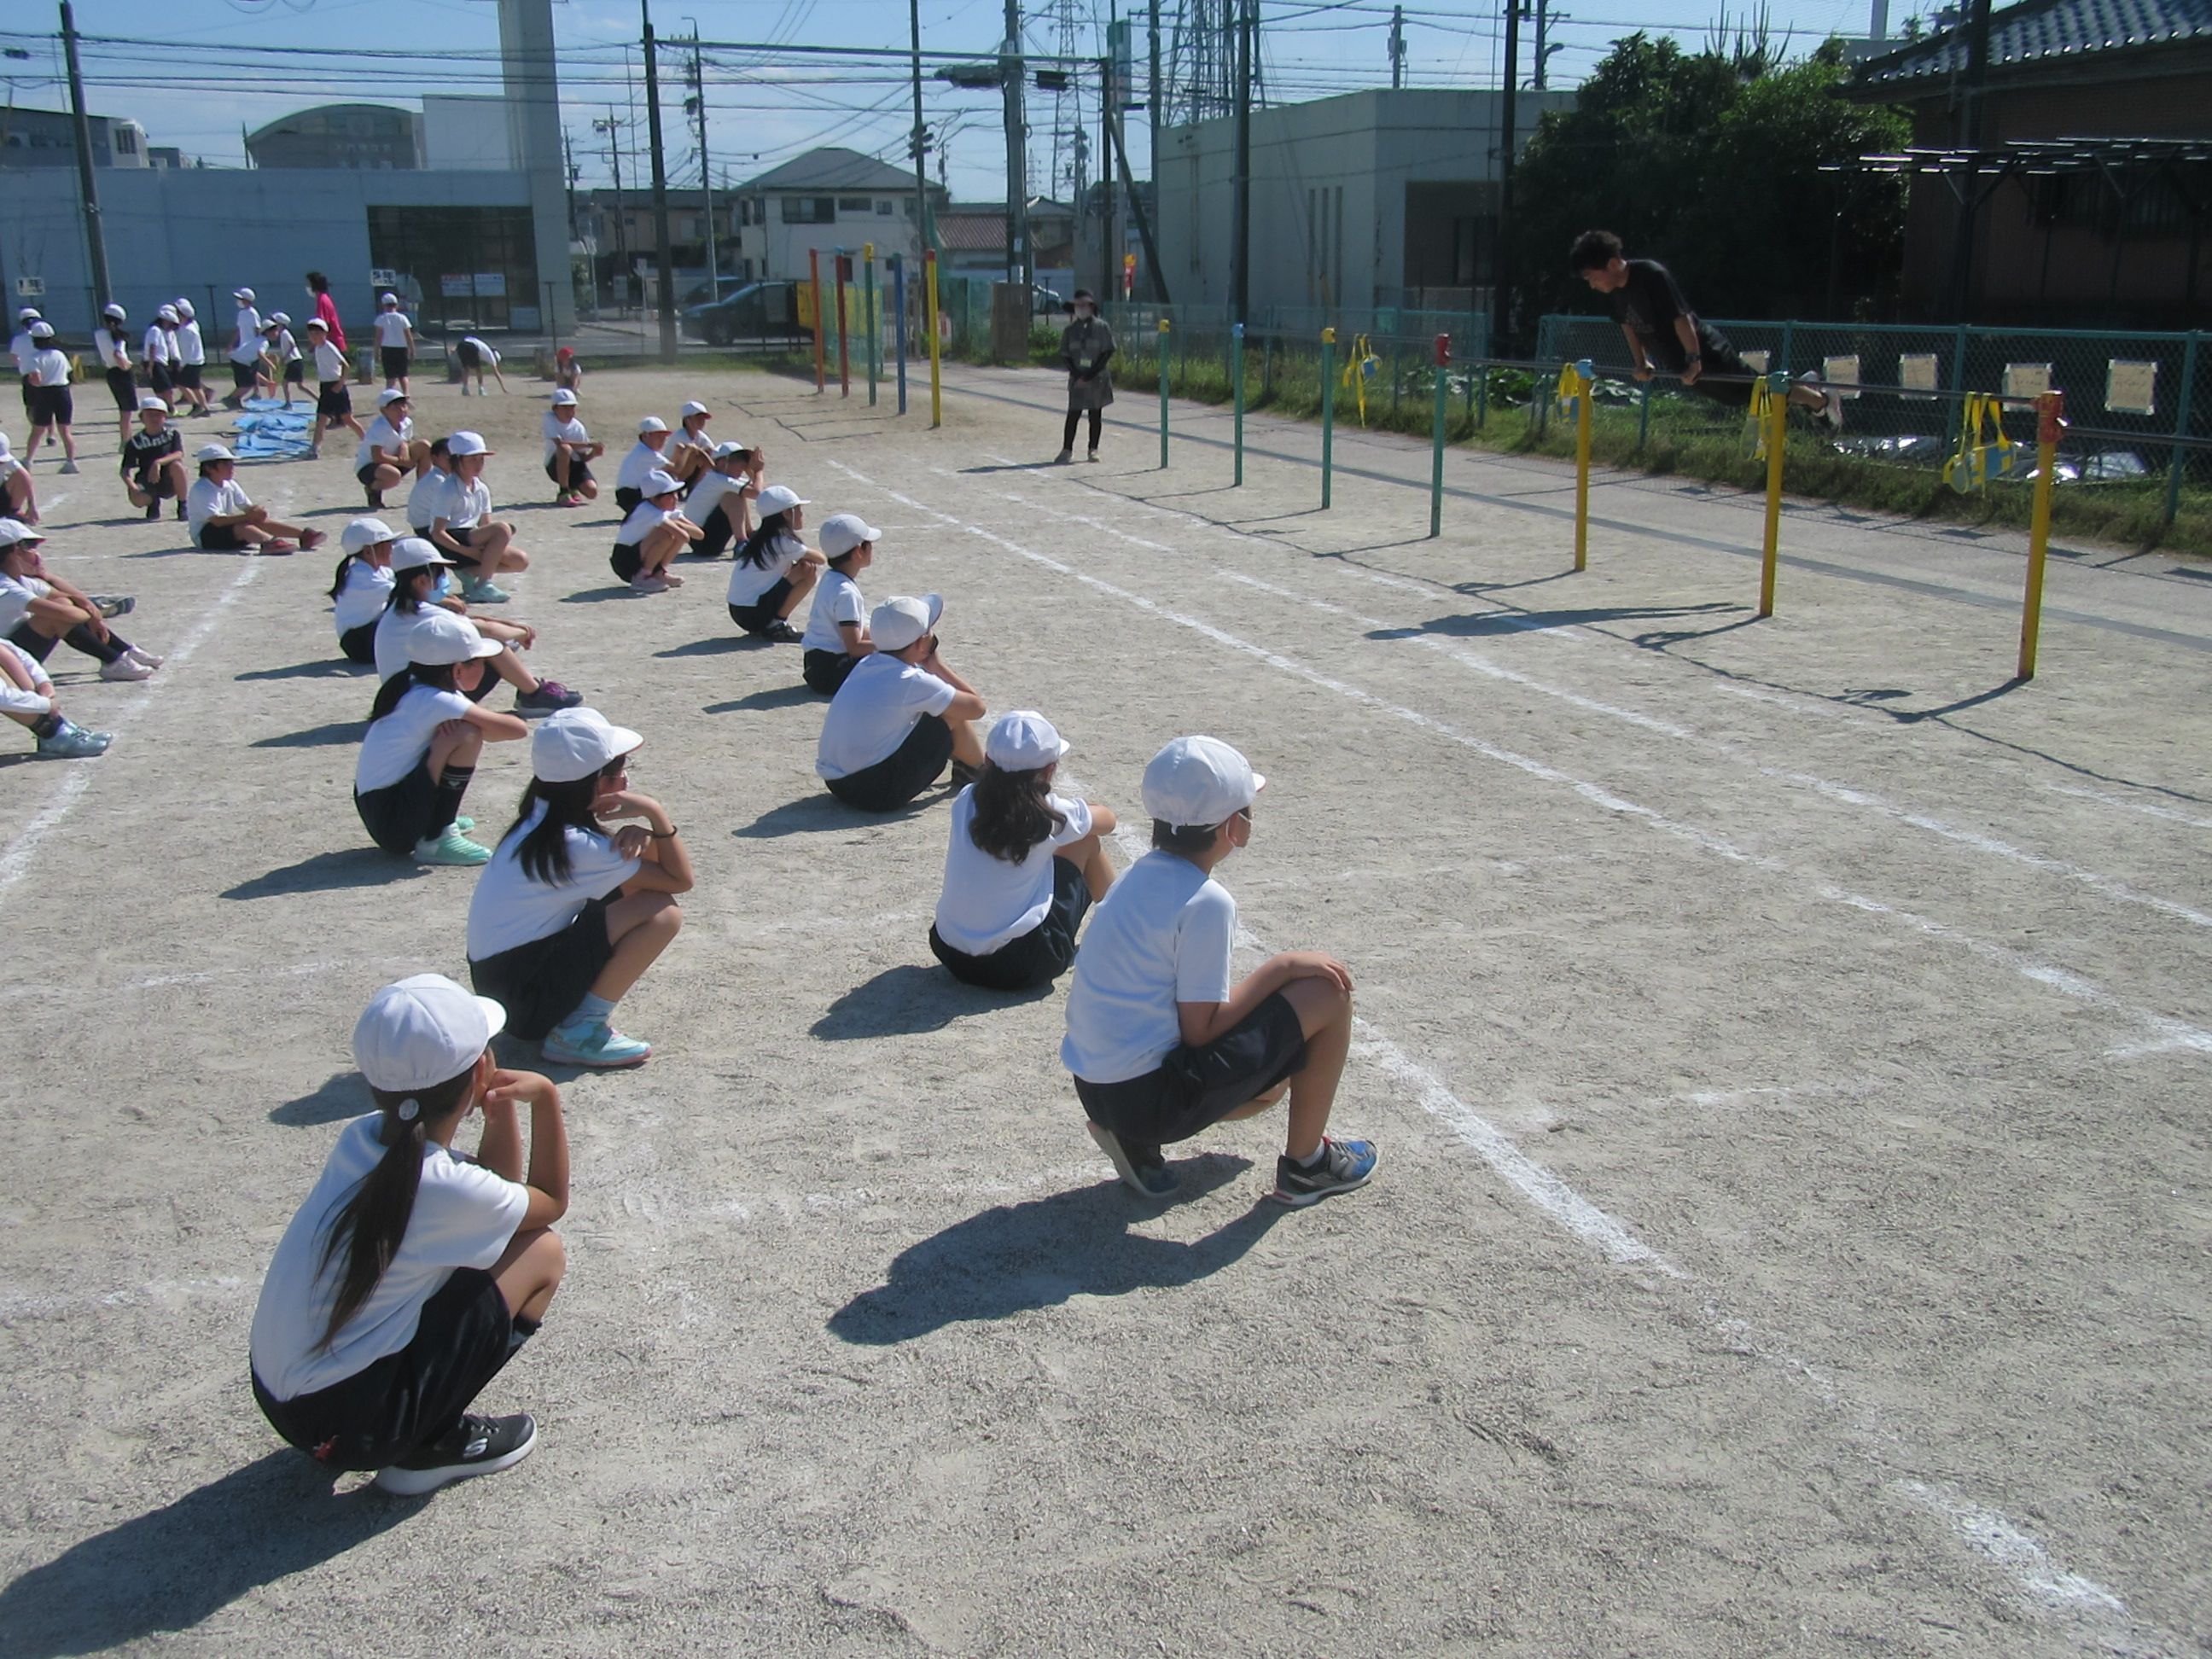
[27,322,54,340]
[710,439,749,461]
[985,710,1068,772]
[637,416,669,435]
[233,287,256,302]
[352,973,505,1094]
[532,706,643,784]
[818,512,880,558]
[303,316,327,331]
[376,388,408,408]
[136,393,170,412]
[678,399,710,419]
[754,484,808,517]
[157,305,180,323]
[341,515,397,550]
[447,430,493,457]
[405,608,503,666]
[15,307,38,322]
[102,303,126,321]
[550,387,579,405]
[870,592,942,654]
[1141,735,1265,829]
[195,443,236,463]
[641,469,681,497]
[174,298,195,317]
[269,311,291,326]
[0,519,45,548]
[390,537,454,572]
[380,291,400,306]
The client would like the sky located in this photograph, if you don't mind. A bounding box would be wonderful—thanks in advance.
[1,0,1886,202]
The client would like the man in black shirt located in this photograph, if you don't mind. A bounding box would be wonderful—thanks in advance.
[120,396,189,521]
[1569,230,1841,433]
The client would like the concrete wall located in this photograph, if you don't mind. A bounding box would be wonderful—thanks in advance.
[422,96,514,172]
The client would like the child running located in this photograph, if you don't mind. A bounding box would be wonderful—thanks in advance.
[432,431,531,604]
[1060,736,1376,1205]
[94,304,136,447]
[353,608,526,864]
[0,519,162,683]
[247,972,568,1494]
[121,396,187,521]
[172,299,210,416]
[466,707,693,1068]
[609,471,697,594]
[331,516,399,665]
[266,313,305,407]
[815,594,987,813]
[0,635,114,759]
[613,418,673,514]
[683,441,754,558]
[799,511,876,695]
[726,484,819,643]
[456,335,508,396]
[306,318,364,459]
[22,323,78,474]
[223,287,263,411]
[9,310,38,424]
[929,711,1115,991]
[188,445,324,553]
[542,389,601,507]
[375,539,581,716]
[141,306,179,412]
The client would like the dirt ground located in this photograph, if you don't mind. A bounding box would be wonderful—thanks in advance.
[1,361,2207,1657]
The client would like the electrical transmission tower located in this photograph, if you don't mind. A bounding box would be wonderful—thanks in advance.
[1166,0,1238,123]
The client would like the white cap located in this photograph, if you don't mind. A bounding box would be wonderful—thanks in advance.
[710,439,749,460]
[352,973,505,1094]
[405,608,503,666]
[174,298,195,317]
[102,303,126,321]
[550,387,578,405]
[157,305,179,323]
[304,315,327,331]
[754,484,808,517]
[233,287,256,302]
[985,710,1068,772]
[818,512,880,558]
[341,515,397,551]
[870,592,942,654]
[136,393,169,412]
[678,399,710,419]
[447,429,493,457]
[637,416,669,435]
[269,310,290,326]
[641,469,682,498]
[27,322,53,340]
[376,388,408,408]
[15,307,38,321]
[1141,735,1265,829]
[389,537,454,572]
[381,291,400,306]
[532,706,643,785]
[0,519,44,548]
[195,443,236,463]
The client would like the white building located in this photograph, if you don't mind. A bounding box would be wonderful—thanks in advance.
[733,148,950,282]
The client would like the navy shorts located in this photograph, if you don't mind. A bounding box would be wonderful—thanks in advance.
[930,857,1091,992]
[338,620,377,664]
[469,895,617,1040]
[318,381,352,418]
[105,366,138,410]
[1074,991,1307,1148]
[609,542,644,582]
[727,576,795,636]
[545,454,592,486]
[381,346,410,379]
[354,758,444,855]
[824,713,953,813]
[802,647,859,696]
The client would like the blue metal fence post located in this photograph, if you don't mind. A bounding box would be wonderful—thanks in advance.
[1231,322,1245,486]
[2168,331,2201,528]
[891,253,908,416]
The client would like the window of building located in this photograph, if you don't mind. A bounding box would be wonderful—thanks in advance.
[837,195,871,212]
[113,126,138,156]
[876,200,893,214]
[367,203,542,331]
[783,195,834,224]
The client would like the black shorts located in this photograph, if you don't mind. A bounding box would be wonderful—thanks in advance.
[285,359,307,386]
[930,857,1091,992]
[545,454,592,486]
[131,463,179,498]
[147,361,173,393]
[231,361,259,393]
[196,523,247,551]
[1074,991,1307,1148]
[357,463,383,488]
[469,895,617,1041]
[1646,335,1757,409]
[26,385,71,427]
[338,620,378,664]
[610,542,644,582]
[318,381,352,419]
[7,620,57,662]
[614,486,643,515]
[177,363,204,390]
[802,647,859,696]
[694,502,736,558]
[105,366,137,410]
[381,346,410,379]
[355,757,445,855]
[727,576,795,635]
[824,713,953,814]
[252,1266,521,1472]
[457,340,483,369]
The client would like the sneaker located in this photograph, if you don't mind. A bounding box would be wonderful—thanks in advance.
[514,678,583,715]
[1086,1121,1179,1199]
[59,459,79,475]
[462,577,510,604]
[630,573,670,594]
[35,720,111,760]
[125,645,165,670]
[542,1021,651,1068]
[1086,450,1100,463]
[144,502,159,521]
[300,529,327,550]
[412,824,492,865]
[762,620,802,643]
[1055,447,1074,464]
[556,492,584,508]
[98,654,154,682]
[174,500,187,521]
[373,1412,537,1497]
[451,815,474,832]
[1271,1137,1378,1208]
[949,758,981,789]
[89,594,135,619]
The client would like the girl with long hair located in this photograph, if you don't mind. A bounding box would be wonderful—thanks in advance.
[930,711,1115,991]
[249,973,568,1494]
[725,484,820,643]
[798,511,876,696]
[467,707,693,1068]
[374,540,581,716]
[330,516,399,665]
[352,610,527,865]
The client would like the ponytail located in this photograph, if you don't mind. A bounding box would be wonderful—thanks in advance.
[736,509,791,570]
[368,661,458,725]
[328,550,361,602]
[967,761,1065,864]
[386,566,437,616]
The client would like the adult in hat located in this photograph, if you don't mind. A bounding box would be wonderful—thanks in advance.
[541,387,602,507]
[353,608,526,863]
[1060,735,1377,1206]
[373,289,416,394]
[93,302,138,445]
[613,416,674,515]
[0,517,162,683]
[1056,288,1115,464]
[120,394,188,521]
[187,444,323,554]
[814,592,987,813]
[248,972,569,1494]
[466,707,694,1068]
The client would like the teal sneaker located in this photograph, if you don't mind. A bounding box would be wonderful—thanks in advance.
[412,824,492,865]
[541,1021,651,1068]
[35,720,112,760]
[454,815,474,832]
[462,577,511,604]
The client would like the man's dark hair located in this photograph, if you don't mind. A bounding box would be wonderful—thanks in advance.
[1151,818,1220,854]
[1568,230,1623,273]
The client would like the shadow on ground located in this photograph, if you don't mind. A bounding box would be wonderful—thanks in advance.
[224,848,423,900]
[0,1451,415,1656]
[236,660,367,683]
[811,962,1050,1040]
[1374,601,1741,640]
[707,683,815,713]
[269,1070,370,1126]
[248,720,367,750]
[829,1156,1274,1343]
[735,794,928,838]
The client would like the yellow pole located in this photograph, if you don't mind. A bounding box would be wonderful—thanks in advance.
[2017,389,2065,680]
[1757,373,1787,618]
[1573,357,1594,572]
[925,248,942,430]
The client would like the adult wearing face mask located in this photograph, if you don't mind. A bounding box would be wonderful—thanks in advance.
[1055,289,1115,465]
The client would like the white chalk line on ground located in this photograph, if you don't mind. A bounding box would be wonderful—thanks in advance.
[2041,778,2212,835]
[0,560,265,909]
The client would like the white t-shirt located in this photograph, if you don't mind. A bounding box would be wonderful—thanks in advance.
[934,787,1094,956]
[727,532,806,608]
[142,324,173,366]
[461,335,498,365]
[248,1113,527,1401]
[332,559,397,635]
[27,349,69,388]
[175,320,206,365]
[466,802,643,960]
[1060,850,1238,1083]
[7,330,32,375]
[230,306,264,364]
[187,475,251,538]
[356,415,412,473]
[312,340,347,382]
[800,568,866,655]
[271,328,301,364]
[815,652,957,779]
[373,603,445,683]
[93,328,131,372]
[356,682,470,793]
[405,466,454,531]
[0,570,52,634]
[440,475,492,533]
[616,502,669,546]
[542,412,589,463]
[685,469,746,522]
[373,310,413,348]
[0,637,50,715]
[614,441,667,493]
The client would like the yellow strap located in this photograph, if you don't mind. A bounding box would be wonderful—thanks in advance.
[1339,333,1379,426]
[1746,377,1774,462]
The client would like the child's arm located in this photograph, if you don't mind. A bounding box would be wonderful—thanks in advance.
[473,615,537,649]
[921,644,979,699]
[600,789,695,894]
[1179,952,1353,1048]
[455,702,529,742]
[838,619,873,660]
[475,1069,569,1229]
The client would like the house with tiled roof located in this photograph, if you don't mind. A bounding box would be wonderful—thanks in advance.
[1845,0,2212,323]
[732,148,951,282]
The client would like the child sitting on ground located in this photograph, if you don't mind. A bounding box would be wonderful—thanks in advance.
[542,389,602,507]
[609,471,698,594]
[726,485,820,643]
[405,436,454,538]
[0,519,162,683]
[353,609,527,865]
[248,972,568,1494]
[815,593,986,813]
[1060,735,1377,1207]
[374,539,580,716]
[798,511,876,696]
[0,635,112,758]
[188,445,325,554]
[683,442,754,558]
[431,431,531,604]
[331,516,399,665]
[119,396,187,521]
[613,418,674,515]
[929,711,1115,991]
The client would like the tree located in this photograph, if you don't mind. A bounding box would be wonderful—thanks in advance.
[1503,33,1910,339]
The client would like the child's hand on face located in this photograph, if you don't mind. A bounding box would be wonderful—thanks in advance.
[482,1068,557,1114]
[609,824,650,859]
[596,788,652,823]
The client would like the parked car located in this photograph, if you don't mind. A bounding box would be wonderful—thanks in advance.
[680,274,754,309]
[680,281,808,346]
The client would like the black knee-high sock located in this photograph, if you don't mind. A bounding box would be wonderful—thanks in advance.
[8,621,55,664]
[1086,409,1103,450]
[429,764,474,834]
[62,624,128,665]
[29,711,63,738]
[1062,409,1081,450]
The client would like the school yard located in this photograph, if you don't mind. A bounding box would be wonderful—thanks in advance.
[1,361,2206,1657]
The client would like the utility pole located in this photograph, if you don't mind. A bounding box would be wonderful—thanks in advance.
[1389,4,1406,90]
[60,1,111,311]
[641,0,679,361]
[1229,0,1254,320]
[910,0,933,260]
[1148,0,1161,179]
[1101,54,1116,296]
[1945,0,1994,318]
[1002,0,1031,288]
[1532,0,1549,87]
[685,28,716,285]
[1493,0,1520,355]
[597,112,629,265]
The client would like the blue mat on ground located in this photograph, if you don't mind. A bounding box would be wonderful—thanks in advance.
[232,402,314,459]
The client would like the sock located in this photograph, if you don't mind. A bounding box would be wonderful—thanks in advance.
[557,990,616,1033]
[427,763,474,836]
[63,623,127,665]
[1294,1143,1328,1170]
[30,712,63,738]
[507,1314,541,1357]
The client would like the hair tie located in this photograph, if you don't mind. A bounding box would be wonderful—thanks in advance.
[396,1097,420,1122]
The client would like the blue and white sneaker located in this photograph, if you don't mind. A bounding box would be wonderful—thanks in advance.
[413,825,492,866]
[1271,1136,1378,1207]
[1086,1121,1179,1199]
[542,1021,651,1068]
[35,720,112,760]
[462,576,511,604]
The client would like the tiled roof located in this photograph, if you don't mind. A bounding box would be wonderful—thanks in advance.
[1853,0,2212,88]
[743,147,922,193]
